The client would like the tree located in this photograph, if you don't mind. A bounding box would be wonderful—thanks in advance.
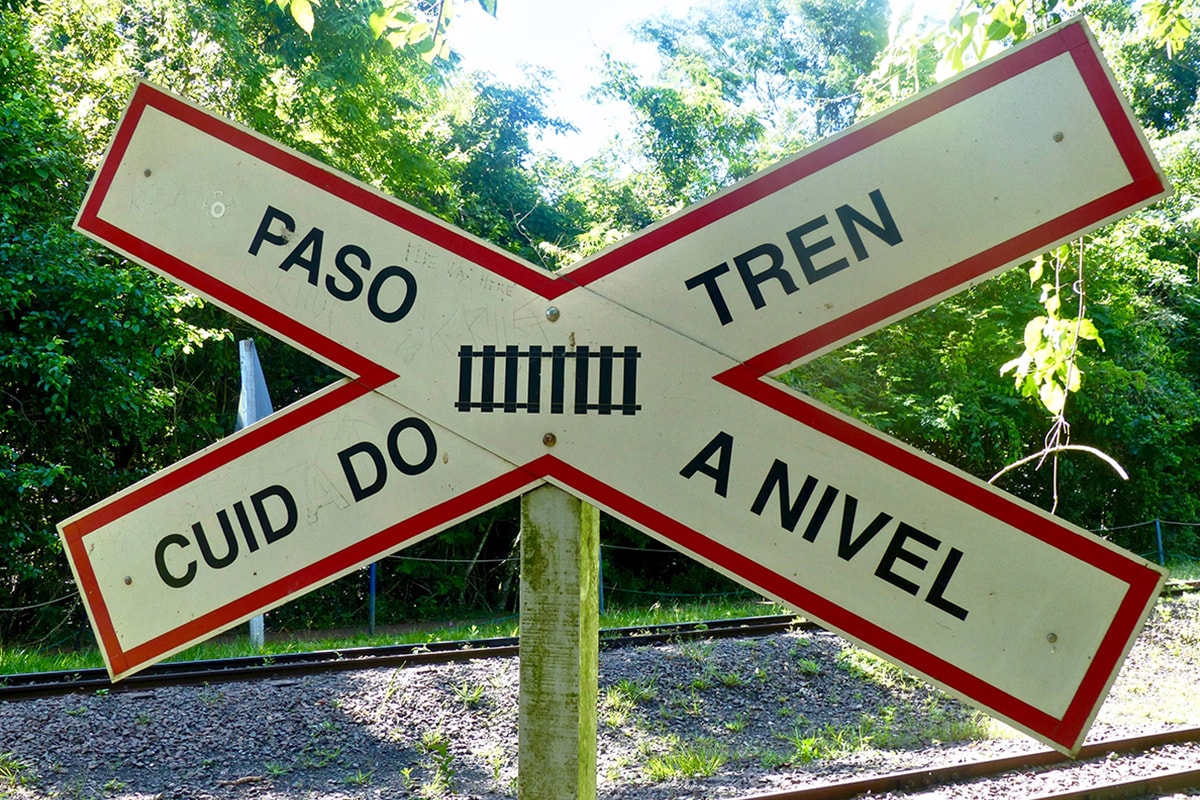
[1,12,229,642]
[578,0,889,245]
[2,0,597,643]
[802,0,1200,535]
[634,0,890,143]
[274,0,498,62]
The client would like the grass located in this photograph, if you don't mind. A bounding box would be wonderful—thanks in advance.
[643,737,728,781]
[1166,560,1200,580]
[602,676,659,727]
[0,598,791,675]
[0,751,34,787]
[452,680,486,708]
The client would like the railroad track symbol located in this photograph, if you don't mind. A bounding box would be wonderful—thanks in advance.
[455,345,643,416]
[61,20,1169,754]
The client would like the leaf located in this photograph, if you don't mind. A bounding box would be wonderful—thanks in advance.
[1023,317,1046,352]
[1000,353,1028,377]
[368,9,388,38]
[289,0,314,34]
[1028,256,1043,285]
[1066,366,1082,393]
[1039,381,1066,415]
[985,19,1011,41]
[477,0,497,15]
[406,21,431,44]
[1077,318,1105,349]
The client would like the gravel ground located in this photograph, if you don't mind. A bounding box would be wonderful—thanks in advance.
[1,594,1197,800]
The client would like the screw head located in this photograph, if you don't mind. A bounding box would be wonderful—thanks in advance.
[143,168,152,177]
[124,576,133,585]
[1046,632,1058,644]
[1053,131,1064,143]
[542,432,557,447]
[545,307,560,322]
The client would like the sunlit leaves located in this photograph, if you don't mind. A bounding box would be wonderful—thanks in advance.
[291,0,315,33]
[1141,0,1195,57]
[272,0,497,59]
[267,0,316,34]
[1000,267,1105,417]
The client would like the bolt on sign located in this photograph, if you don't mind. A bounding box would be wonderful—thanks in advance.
[61,19,1169,754]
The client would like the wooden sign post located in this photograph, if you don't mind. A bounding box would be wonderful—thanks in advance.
[518,486,600,800]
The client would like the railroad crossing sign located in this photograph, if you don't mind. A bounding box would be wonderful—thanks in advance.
[61,19,1169,754]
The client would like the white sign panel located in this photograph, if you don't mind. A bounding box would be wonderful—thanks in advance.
[63,20,1167,753]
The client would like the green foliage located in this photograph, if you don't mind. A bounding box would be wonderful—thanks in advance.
[865,0,1200,137]
[587,0,888,216]
[1140,0,1196,57]
[0,12,229,642]
[595,54,765,206]
[273,0,498,62]
[1000,251,1105,416]
[0,751,34,787]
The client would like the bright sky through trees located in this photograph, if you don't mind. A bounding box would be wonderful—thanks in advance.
[450,0,955,160]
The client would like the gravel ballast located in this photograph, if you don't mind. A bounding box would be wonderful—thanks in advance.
[1,594,1197,799]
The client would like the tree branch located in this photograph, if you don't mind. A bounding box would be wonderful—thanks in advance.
[988,444,1129,485]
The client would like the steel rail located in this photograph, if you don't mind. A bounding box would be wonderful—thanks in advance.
[1162,578,1200,596]
[0,613,807,701]
[732,726,1200,800]
[1029,765,1200,799]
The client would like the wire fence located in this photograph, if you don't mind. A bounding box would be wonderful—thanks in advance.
[1095,519,1200,568]
[4,519,1196,623]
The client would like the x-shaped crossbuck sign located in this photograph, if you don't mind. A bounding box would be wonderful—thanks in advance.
[62,20,1168,753]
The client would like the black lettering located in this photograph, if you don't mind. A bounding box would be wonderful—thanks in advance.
[680,431,734,498]
[339,441,388,502]
[801,485,839,542]
[875,522,939,595]
[734,243,799,310]
[386,417,437,475]
[278,227,324,286]
[193,514,238,570]
[925,547,969,620]
[786,215,849,284]
[750,459,818,533]
[248,206,294,256]
[154,533,196,589]
[326,243,368,301]
[251,485,298,544]
[837,496,893,561]
[684,263,735,325]
[368,266,418,323]
[836,189,902,262]
[232,500,258,553]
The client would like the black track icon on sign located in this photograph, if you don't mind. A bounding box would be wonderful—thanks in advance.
[455,344,642,415]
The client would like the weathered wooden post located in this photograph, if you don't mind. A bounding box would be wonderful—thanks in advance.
[518,485,600,800]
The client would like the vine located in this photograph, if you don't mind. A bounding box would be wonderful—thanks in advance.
[993,242,1127,510]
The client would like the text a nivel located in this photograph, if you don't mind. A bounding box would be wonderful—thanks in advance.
[681,430,969,621]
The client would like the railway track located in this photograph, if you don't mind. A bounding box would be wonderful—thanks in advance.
[0,613,808,701]
[734,726,1200,800]
[2,590,1197,799]
[4,578,1197,701]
